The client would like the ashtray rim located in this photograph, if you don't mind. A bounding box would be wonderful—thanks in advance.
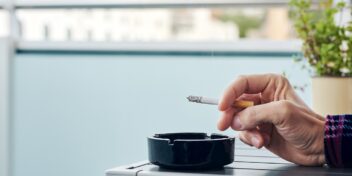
[148,132,235,144]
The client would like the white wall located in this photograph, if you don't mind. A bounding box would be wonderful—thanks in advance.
[0,38,11,176]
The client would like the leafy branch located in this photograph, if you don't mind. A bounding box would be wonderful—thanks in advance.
[290,0,352,77]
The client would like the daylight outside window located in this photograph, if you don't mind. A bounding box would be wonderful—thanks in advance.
[16,7,296,42]
[0,9,9,38]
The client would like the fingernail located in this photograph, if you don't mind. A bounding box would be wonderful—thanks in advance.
[232,117,242,130]
[251,137,260,148]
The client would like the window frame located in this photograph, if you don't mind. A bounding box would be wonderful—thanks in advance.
[0,38,12,176]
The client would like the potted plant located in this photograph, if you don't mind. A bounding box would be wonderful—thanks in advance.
[290,0,352,116]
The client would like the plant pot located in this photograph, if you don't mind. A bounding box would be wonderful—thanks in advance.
[312,77,352,116]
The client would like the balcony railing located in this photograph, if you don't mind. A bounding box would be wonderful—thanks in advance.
[16,40,302,55]
[4,0,299,9]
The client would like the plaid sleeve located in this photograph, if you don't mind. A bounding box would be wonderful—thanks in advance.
[325,114,352,168]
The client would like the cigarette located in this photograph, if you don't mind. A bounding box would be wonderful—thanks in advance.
[187,95,254,108]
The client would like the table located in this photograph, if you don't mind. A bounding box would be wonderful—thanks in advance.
[106,140,352,176]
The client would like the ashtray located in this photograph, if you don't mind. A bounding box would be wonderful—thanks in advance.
[147,132,235,170]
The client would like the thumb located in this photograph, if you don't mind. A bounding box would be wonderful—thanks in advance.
[231,100,293,131]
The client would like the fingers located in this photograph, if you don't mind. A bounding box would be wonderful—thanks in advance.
[231,100,294,131]
[219,74,274,111]
[217,94,261,131]
[239,130,271,149]
[217,108,240,131]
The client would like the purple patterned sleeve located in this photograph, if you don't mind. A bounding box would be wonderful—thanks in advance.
[325,114,352,167]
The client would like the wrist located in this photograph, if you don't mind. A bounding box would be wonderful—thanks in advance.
[318,117,326,165]
[315,118,326,165]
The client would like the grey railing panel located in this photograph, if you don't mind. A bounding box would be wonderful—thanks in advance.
[14,0,294,9]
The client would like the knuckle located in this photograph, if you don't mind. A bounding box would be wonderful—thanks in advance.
[236,75,247,82]
[281,75,289,83]
[277,74,289,83]
[277,100,293,117]
[241,107,257,127]
[279,75,291,87]
[248,107,258,119]
[268,73,289,84]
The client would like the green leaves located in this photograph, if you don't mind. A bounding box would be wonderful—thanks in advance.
[290,0,352,77]
[218,13,263,38]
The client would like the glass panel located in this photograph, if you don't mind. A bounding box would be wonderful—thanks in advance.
[0,10,9,38]
[13,54,309,176]
[17,7,296,42]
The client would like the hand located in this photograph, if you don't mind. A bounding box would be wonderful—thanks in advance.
[217,74,325,166]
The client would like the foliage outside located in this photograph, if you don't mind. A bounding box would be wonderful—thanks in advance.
[290,0,352,77]
[218,12,264,38]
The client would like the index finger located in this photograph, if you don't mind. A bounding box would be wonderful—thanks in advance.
[218,74,272,111]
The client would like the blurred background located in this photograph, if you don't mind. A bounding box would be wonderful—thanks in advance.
[0,0,331,176]
[1,1,300,41]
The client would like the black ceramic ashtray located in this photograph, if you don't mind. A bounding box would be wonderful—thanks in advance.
[148,132,235,170]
